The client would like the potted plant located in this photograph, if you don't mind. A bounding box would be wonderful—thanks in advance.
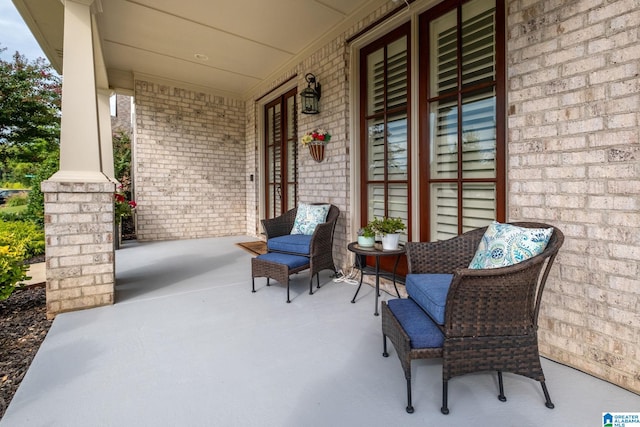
[114,185,136,249]
[357,225,375,248]
[368,216,406,250]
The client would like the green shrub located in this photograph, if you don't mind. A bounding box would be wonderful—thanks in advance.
[0,182,25,189]
[0,209,26,222]
[0,219,44,299]
[0,222,38,300]
[0,220,45,259]
[24,151,59,226]
[0,243,29,300]
[6,193,29,207]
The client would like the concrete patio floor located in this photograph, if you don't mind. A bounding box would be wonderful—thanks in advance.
[1,236,638,426]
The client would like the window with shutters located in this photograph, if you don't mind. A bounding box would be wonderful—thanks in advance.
[419,0,505,241]
[359,23,411,240]
[358,0,504,245]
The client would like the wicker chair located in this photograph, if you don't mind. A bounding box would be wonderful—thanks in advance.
[261,204,339,291]
[391,222,564,414]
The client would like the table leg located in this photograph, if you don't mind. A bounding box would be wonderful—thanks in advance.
[351,254,364,303]
[392,254,401,298]
[374,256,380,316]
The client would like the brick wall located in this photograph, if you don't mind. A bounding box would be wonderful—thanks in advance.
[244,48,354,268]
[42,181,115,318]
[507,0,640,392]
[245,1,398,272]
[296,37,351,270]
[111,93,133,136]
[134,81,247,240]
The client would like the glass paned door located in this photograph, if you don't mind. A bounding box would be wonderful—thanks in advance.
[265,88,298,218]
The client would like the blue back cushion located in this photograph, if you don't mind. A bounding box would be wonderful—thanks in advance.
[405,273,453,325]
[267,234,312,255]
[387,299,443,348]
[256,253,310,269]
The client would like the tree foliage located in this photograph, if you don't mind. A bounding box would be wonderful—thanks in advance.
[23,150,59,226]
[0,47,61,182]
[113,130,132,182]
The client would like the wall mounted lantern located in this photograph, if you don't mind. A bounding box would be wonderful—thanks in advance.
[300,73,321,114]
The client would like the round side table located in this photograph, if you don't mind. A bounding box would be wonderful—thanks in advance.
[347,242,404,316]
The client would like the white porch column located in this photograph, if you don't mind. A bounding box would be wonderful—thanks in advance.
[43,0,115,318]
[98,89,116,180]
[50,0,109,182]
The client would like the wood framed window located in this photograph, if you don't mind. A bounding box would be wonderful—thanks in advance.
[419,0,505,241]
[359,23,411,240]
[357,0,504,260]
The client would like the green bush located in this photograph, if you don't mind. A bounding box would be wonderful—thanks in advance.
[0,182,25,189]
[24,151,59,226]
[6,193,29,206]
[0,243,29,300]
[0,219,45,259]
[0,209,26,222]
[0,220,42,300]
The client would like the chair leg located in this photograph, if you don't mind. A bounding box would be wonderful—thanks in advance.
[406,377,414,414]
[497,371,507,402]
[316,272,321,289]
[286,279,291,303]
[251,278,256,293]
[382,334,389,357]
[541,381,555,409]
[441,381,449,414]
[308,277,314,295]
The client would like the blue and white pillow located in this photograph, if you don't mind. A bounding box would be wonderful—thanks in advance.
[290,203,330,235]
[468,221,553,269]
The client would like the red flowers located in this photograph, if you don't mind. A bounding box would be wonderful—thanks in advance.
[114,187,136,221]
[301,129,331,146]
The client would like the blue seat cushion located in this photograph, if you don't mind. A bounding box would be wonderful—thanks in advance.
[387,299,444,349]
[256,253,309,269]
[405,273,454,325]
[267,234,313,255]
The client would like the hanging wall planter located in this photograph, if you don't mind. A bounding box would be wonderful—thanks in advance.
[308,141,326,162]
[301,129,331,163]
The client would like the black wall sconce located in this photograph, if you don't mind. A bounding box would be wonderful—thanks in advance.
[300,73,321,114]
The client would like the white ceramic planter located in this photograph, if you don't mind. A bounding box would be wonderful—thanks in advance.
[381,233,400,250]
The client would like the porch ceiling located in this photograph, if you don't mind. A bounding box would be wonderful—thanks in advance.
[13,0,379,98]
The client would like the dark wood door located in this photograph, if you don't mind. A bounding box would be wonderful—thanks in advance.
[264,88,298,218]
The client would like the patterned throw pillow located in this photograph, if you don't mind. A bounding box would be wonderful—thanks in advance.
[468,221,554,269]
[290,203,330,235]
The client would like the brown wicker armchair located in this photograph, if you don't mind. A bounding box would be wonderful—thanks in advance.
[384,222,564,414]
[261,204,339,292]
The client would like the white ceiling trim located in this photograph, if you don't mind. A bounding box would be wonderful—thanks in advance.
[103,39,265,81]
[124,0,297,56]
